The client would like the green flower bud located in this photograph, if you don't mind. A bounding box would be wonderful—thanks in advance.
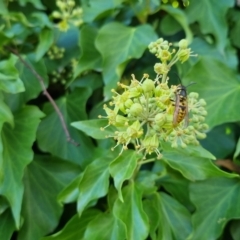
[179,39,188,49]
[189,92,199,99]
[154,63,169,75]
[115,115,128,127]
[160,50,171,61]
[126,121,143,138]
[154,113,166,127]
[129,103,143,116]
[178,49,191,63]
[125,99,133,108]
[142,79,155,93]
[52,11,61,18]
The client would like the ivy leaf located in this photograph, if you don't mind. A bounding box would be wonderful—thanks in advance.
[162,143,235,181]
[18,156,81,240]
[77,156,111,215]
[0,210,16,240]
[37,88,95,167]
[18,0,45,9]
[160,5,192,43]
[185,0,234,52]
[74,25,102,77]
[71,119,115,139]
[189,177,240,240]
[0,106,44,228]
[109,150,139,201]
[0,54,25,94]
[82,0,123,22]
[95,22,157,98]
[156,192,192,240]
[42,209,101,240]
[84,212,126,240]
[36,28,54,61]
[113,182,149,240]
[184,57,240,128]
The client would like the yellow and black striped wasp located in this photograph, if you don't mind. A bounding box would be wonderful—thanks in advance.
[172,76,195,127]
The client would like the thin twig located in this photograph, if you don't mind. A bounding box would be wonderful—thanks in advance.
[8,47,79,146]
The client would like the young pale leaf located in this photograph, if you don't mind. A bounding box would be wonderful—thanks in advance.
[95,22,157,98]
[42,209,101,240]
[185,0,234,52]
[184,57,240,128]
[84,212,126,240]
[156,192,192,240]
[0,210,16,240]
[37,88,95,167]
[71,119,115,139]
[0,106,44,229]
[77,156,111,215]
[18,156,81,240]
[189,177,240,240]
[36,28,54,61]
[0,54,24,94]
[109,150,139,201]
[233,137,240,159]
[162,142,236,181]
[113,182,149,240]
[230,220,240,240]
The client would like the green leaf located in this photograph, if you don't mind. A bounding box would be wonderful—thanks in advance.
[184,57,240,128]
[234,137,240,160]
[71,119,115,139]
[77,156,111,215]
[84,212,126,240]
[0,210,15,240]
[185,0,234,52]
[0,54,25,94]
[42,209,101,240]
[113,182,149,240]
[18,156,81,240]
[19,0,45,9]
[201,123,237,159]
[160,5,192,43]
[0,106,44,228]
[4,54,48,111]
[36,28,54,61]
[37,88,95,167]
[95,22,157,98]
[143,198,160,240]
[162,143,235,181]
[58,174,83,204]
[156,192,192,240]
[74,25,102,77]
[230,220,240,240]
[82,0,124,22]
[109,150,139,201]
[189,177,240,240]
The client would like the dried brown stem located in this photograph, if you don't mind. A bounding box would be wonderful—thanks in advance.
[9,48,79,146]
[215,159,240,174]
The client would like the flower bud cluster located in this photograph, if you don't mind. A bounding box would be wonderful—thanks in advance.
[52,0,83,31]
[100,74,208,159]
[47,45,65,60]
[149,38,196,79]
[162,0,190,7]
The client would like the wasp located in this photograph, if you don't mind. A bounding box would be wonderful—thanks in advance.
[172,82,195,127]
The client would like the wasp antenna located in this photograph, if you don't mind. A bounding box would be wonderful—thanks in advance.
[186,82,196,88]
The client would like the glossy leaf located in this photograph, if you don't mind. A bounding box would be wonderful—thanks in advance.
[162,143,235,181]
[77,156,111,215]
[36,28,54,61]
[42,209,101,240]
[156,192,192,240]
[18,156,81,240]
[0,210,15,240]
[189,177,240,240]
[71,119,115,139]
[37,88,95,167]
[95,22,157,98]
[0,54,25,94]
[184,57,240,128]
[109,150,139,201]
[84,212,126,240]
[113,182,149,240]
[74,25,102,77]
[161,5,192,43]
[186,0,234,52]
[0,106,44,228]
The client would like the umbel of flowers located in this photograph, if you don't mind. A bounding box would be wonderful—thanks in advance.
[99,38,208,159]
